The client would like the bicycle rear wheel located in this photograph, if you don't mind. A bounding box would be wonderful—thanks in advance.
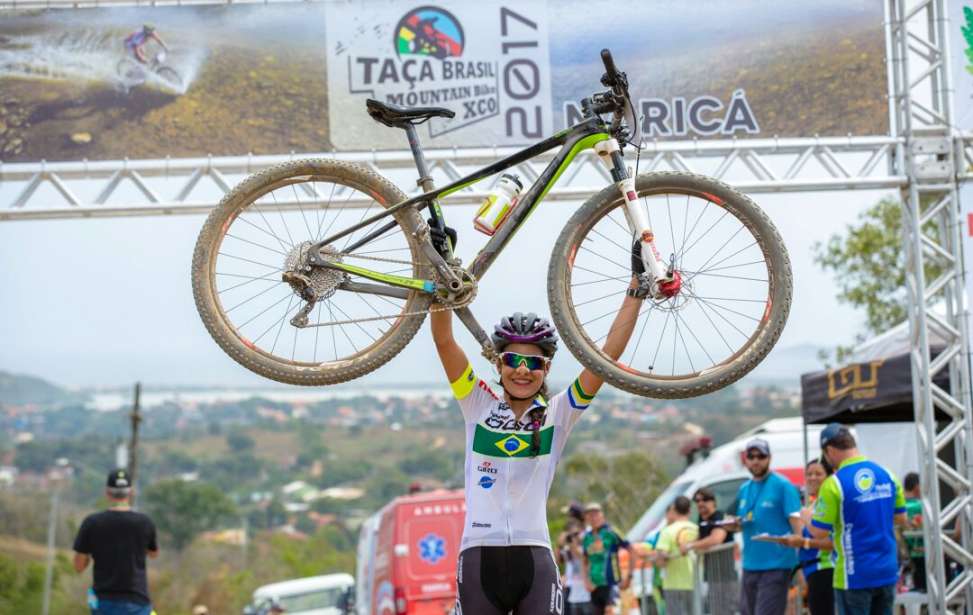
[192,158,432,386]
[548,171,791,399]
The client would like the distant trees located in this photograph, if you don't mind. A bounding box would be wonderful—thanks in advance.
[143,479,236,550]
[225,430,256,452]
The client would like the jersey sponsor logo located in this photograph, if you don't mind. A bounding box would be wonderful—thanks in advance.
[854,468,875,493]
[478,475,497,489]
[478,380,499,399]
[477,461,498,474]
[471,521,492,528]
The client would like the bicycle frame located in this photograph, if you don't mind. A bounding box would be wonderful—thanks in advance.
[307,117,613,293]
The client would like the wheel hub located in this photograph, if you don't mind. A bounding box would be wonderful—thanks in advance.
[283,242,345,300]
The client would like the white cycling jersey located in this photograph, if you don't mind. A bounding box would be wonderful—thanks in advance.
[450,363,594,552]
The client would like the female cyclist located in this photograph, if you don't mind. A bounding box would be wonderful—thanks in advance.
[430,271,642,614]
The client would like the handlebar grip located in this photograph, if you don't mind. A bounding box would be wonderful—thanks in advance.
[601,48,619,83]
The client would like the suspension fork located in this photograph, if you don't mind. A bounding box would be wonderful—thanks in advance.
[593,139,678,296]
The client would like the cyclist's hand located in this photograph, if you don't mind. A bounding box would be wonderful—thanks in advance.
[428,218,457,259]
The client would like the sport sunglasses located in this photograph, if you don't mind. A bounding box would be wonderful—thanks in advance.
[499,352,550,371]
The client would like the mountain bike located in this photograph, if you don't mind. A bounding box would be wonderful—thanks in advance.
[191,49,792,399]
[116,51,182,89]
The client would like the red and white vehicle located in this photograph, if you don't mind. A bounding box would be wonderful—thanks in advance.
[356,489,464,615]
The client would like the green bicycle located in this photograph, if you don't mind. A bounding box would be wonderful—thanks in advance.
[191,49,792,398]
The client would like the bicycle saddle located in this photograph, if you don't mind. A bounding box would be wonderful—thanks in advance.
[366,98,455,128]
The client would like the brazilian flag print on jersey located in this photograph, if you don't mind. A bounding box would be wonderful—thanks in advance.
[472,424,553,458]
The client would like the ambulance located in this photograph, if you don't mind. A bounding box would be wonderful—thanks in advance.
[355,489,465,615]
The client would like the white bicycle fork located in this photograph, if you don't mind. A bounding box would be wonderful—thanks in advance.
[593,138,675,297]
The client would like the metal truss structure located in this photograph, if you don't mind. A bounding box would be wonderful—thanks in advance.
[889,0,973,612]
[0,136,910,221]
[1,0,972,611]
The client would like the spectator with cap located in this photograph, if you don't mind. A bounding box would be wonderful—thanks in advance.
[684,487,737,615]
[73,469,159,615]
[582,502,634,615]
[726,437,802,615]
[902,472,925,592]
[557,508,593,615]
[652,496,698,615]
[809,423,907,615]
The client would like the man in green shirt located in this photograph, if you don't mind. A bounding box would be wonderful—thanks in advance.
[582,502,634,615]
[902,472,925,592]
[810,424,907,615]
[653,496,699,615]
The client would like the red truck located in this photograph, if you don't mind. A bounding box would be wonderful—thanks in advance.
[355,489,465,615]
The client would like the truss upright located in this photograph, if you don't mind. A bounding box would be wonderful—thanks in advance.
[889,0,973,612]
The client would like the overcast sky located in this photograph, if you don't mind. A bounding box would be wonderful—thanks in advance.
[0,180,895,390]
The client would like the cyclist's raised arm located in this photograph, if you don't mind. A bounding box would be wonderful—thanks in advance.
[151,32,169,51]
[576,276,642,397]
[431,308,470,384]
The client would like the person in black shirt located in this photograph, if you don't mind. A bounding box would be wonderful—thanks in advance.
[682,487,738,615]
[73,469,159,615]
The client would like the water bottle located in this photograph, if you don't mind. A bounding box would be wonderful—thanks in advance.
[474,174,523,235]
[87,588,99,609]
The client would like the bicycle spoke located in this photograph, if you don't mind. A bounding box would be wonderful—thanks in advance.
[291,182,315,240]
[574,289,626,309]
[677,197,710,262]
[270,295,297,354]
[250,199,292,250]
[692,225,746,277]
[579,246,631,273]
[627,303,656,366]
[236,214,291,251]
[218,252,281,272]
[687,240,759,283]
[270,191,296,247]
[331,302,377,343]
[685,271,767,283]
[571,275,632,288]
[328,300,360,354]
[237,292,293,331]
[676,309,716,366]
[217,272,281,294]
[572,265,630,282]
[672,312,695,374]
[680,210,728,259]
[225,281,285,314]
[225,233,287,257]
[313,302,322,363]
[692,298,736,354]
[316,182,339,240]
[649,311,672,373]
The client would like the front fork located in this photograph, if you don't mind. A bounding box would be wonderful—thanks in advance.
[594,138,681,299]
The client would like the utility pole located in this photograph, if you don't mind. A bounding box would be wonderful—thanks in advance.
[40,483,60,615]
[128,382,142,507]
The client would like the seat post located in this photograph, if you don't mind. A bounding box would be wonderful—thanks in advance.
[403,123,436,193]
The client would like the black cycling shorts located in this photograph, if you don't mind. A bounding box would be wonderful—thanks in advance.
[456,545,563,615]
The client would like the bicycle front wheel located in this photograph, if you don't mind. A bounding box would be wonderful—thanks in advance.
[548,171,791,399]
[192,158,432,386]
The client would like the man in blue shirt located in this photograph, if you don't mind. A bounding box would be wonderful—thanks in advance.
[727,437,802,615]
[809,424,907,615]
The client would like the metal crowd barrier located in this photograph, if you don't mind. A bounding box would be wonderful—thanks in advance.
[693,542,739,615]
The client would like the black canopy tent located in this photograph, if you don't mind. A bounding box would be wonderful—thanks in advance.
[800,346,950,424]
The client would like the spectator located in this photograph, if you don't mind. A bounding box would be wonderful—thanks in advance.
[685,487,737,615]
[653,496,699,615]
[634,528,665,615]
[810,423,907,615]
[784,458,834,615]
[192,607,209,615]
[73,469,159,615]
[902,472,925,592]
[582,502,634,615]
[558,520,593,615]
[727,437,803,615]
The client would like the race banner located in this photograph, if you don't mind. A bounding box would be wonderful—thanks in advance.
[0,0,888,162]
[325,0,552,149]
[952,0,973,133]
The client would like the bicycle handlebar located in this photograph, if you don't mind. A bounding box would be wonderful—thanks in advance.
[600,48,620,87]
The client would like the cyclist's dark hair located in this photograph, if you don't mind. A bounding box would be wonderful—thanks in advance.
[807,457,833,476]
[904,472,920,492]
[672,495,692,515]
[693,487,716,502]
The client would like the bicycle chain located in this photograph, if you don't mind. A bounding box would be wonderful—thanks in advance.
[295,251,475,328]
